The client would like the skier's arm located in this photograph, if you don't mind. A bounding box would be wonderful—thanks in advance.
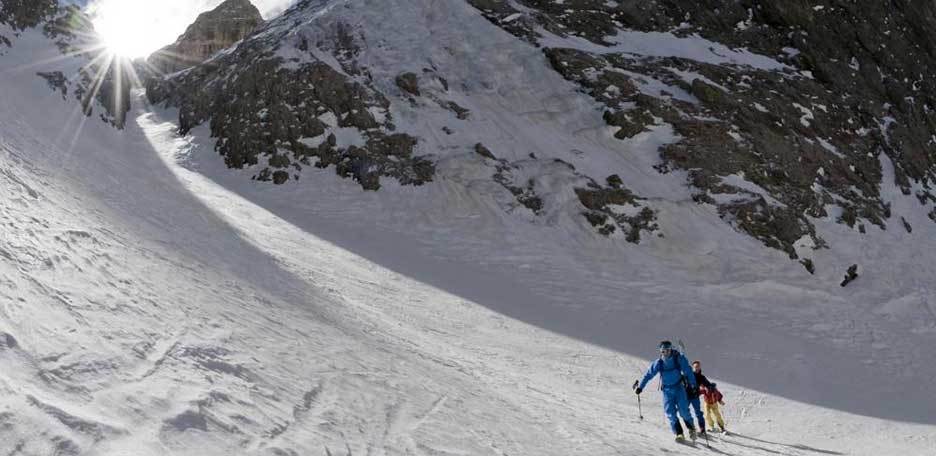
[680,356,697,388]
[698,373,715,389]
[637,361,659,391]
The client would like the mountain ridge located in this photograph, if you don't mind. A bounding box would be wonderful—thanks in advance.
[147,0,263,74]
[144,0,936,271]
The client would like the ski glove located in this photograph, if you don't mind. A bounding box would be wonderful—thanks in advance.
[634,387,643,395]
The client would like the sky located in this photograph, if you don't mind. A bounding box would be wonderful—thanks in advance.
[85,0,294,58]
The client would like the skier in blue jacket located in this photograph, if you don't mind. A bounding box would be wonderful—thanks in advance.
[633,340,699,441]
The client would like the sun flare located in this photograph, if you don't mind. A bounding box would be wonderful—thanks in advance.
[93,16,151,58]
[89,0,199,59]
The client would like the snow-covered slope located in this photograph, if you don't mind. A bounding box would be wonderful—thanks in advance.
[1,1,935,455]
[148,0,936,268]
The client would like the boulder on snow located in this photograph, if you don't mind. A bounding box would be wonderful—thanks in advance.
[840,264,859,287]
[395,72,420,96]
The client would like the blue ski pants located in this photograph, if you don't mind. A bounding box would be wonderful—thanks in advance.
[688,395,705,432]
[662,385,694,435]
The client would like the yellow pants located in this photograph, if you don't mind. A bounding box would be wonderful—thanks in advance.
[704,402,725,430]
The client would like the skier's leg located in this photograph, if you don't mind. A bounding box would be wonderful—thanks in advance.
[690,396,705,432]
[674,388,695,433]
[662,389,682,435]
[704,403,716,429]
[712,403,726,430]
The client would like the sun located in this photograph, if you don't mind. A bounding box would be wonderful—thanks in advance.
[89,0,190,59]
[94,18,151,58]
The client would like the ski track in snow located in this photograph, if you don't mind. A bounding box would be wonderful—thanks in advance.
[0,3,934,455]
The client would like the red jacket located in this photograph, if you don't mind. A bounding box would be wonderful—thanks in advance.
[701,385,723,405]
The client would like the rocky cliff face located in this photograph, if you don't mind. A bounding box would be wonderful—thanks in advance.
[141,0,935,272]
[467,0,936,262]
[0,0,56,34]
[147,0,263,74]
[145,6,437,192]
[144,0,936,267]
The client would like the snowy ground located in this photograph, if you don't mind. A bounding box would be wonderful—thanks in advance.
[1,6,936,456]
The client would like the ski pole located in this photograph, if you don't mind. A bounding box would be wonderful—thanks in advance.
[632,380,643,420]
[703,427,710,448]
[637,394,643,420]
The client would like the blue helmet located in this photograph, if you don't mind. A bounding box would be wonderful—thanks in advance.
[659,340,673,350]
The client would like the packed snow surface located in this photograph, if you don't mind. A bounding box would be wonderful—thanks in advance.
[0,1,935,455]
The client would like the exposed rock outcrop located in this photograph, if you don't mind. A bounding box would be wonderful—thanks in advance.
[0,0,57,33]
[468,0,936,261]
[147,0,263,74]
[144,0,936,254]
[840,264,860,287]
[146,18,435,191]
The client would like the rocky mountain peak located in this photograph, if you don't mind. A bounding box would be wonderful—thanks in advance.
[147,0,263,74]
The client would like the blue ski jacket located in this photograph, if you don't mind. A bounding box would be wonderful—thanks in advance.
[638,350,697,391]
